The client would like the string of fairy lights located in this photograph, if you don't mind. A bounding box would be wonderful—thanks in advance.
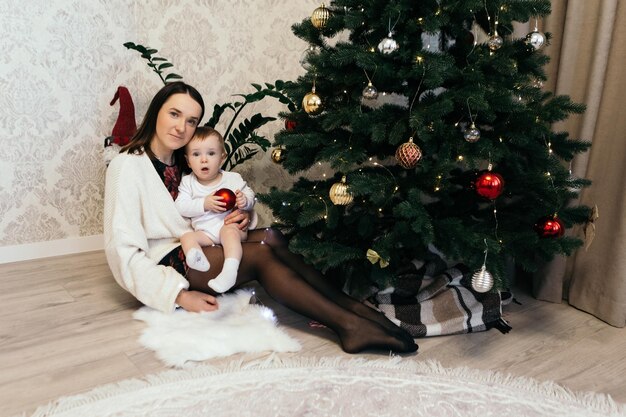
[270,2,563,292]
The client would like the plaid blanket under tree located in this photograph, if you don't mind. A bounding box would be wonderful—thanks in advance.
[370,256,511,338]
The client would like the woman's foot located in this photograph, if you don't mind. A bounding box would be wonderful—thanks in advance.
[338,319,418,354]
[349,302,416,345]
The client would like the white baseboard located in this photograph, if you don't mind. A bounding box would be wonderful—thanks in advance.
[0,234,104,264]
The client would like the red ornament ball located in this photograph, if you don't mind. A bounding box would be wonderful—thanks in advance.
[534,215,565,238]
[285,119,297,131]
[214,188,237,211]
[475,171,504,200]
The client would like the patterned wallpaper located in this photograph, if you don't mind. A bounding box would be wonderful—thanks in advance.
[0,0,313,248]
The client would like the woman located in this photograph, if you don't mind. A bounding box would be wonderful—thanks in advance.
[104,81,417,354]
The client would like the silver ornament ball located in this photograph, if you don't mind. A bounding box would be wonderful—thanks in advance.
[526,31,546,50]
[378,33,399,54]
[463,124,481,143]
[299,45,320,70]
[472,266,494,293]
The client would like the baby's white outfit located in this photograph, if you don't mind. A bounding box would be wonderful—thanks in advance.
[175,170,255,243]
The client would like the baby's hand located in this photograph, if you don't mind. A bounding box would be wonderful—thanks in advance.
[204,194,228,212]
[235,190,247,209]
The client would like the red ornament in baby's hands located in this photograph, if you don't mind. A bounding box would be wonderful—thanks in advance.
[214,188,237,211]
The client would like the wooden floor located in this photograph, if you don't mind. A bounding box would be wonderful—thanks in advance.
[0,251,624,416]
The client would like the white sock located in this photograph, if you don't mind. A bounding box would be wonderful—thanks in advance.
[186,247,210,272]
[208,258,240,293]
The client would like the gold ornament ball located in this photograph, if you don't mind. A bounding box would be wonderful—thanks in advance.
[471,266,494,293]
[302,91,323,115]
[395,138,422,169]
[362,82,379,100]
[488,33,503,51]
[329,176,353,205]
[311,4,330,29]
[271,147,285,164]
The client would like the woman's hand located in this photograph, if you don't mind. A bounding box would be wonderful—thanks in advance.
[175,289,219,312]
[224,209,251,231]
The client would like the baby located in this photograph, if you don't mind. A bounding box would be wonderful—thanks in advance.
[175,126,255,293]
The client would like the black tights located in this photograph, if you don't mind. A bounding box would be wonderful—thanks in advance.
[186,228,417,354]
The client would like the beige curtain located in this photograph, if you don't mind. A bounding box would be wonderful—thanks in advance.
[527,0,626,327]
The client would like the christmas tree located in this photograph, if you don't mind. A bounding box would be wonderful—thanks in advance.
[261,0,591,295]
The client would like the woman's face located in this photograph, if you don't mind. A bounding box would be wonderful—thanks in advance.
[152,93,203,155]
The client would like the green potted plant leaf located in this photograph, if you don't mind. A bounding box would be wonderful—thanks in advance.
[124,42,295,170]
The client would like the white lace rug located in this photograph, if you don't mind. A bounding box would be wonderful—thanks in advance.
[28,356,625,417]
[133,290,301,366]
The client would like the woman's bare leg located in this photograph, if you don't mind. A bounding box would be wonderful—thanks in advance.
[186,243,418,354]
[246,228,415,344]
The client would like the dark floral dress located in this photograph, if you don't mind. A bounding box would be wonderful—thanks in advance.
[152,158,189,276]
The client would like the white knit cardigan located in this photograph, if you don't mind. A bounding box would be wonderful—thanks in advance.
[104,152,193,313]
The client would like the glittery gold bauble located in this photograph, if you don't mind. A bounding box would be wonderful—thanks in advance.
[329,176,353,205]
[395,137,422,169]
[488,32,503,51]
[271,147,285,164]
[311,4,330,29]
[302,90,323,115]
[471,266,494,293]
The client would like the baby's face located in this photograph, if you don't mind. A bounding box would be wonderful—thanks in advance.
[185,134,225,185]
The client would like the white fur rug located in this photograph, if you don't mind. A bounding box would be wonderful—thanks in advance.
[133,290,301,366]
[28,356,626,417]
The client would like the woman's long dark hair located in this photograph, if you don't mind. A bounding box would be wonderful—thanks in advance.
[120,82,205,173]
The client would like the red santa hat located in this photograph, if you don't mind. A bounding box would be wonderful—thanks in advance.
[109,86,136,147]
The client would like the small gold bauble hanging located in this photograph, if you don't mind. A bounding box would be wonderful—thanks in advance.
[362,81,379,100]
[311,3,330,29]
[488,31,503,51]
[395,137,423,169]
[329,175,353,205]
[271,147,285,164]
[302,87,323,115]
